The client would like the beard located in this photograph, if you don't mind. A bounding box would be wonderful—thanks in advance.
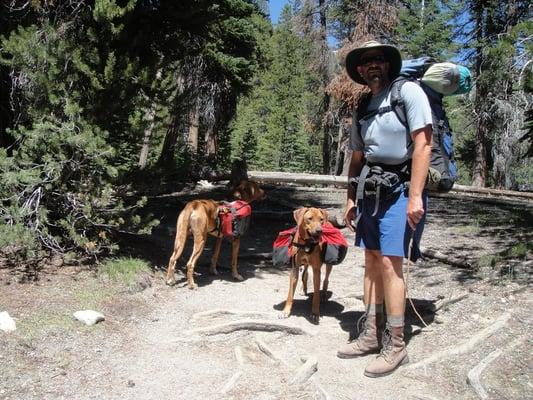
[366,68,385,82]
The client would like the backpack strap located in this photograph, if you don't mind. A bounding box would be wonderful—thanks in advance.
[356,77,411,134]
[352,92,372,137]
[389,76,409,129]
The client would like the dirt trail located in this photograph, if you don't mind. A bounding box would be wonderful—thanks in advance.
[1,185,531,400]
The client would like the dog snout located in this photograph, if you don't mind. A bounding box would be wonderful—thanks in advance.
[309,225,323,241]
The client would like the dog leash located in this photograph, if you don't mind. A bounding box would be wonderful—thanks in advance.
[405,229,430,329]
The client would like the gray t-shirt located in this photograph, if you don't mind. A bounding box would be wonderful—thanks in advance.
[349,81,433,165]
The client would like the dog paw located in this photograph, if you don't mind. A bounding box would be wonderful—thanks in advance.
[278,310,290,319]
[165,278,176,286]
[209,268,218,276]
[232,273,244,281]
[187,283,198,290]
[310,313,320,324]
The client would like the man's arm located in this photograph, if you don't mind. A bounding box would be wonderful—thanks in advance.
[345,150,365,231]
[408,126,432,230]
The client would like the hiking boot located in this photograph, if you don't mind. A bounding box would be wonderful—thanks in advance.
[337,313,382,358]
[364,325,409,377]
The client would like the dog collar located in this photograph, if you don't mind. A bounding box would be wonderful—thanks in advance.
[292,240,319,253]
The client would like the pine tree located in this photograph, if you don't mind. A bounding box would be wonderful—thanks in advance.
[396,0,459,59]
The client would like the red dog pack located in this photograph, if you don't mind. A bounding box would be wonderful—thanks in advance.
[272,222,348,267]
[218,200,252,238]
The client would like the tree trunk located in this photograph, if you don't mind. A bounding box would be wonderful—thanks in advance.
[138,104,156,169]
[157,114,180,167]
[319,0,331,175]
[471,1,489,187]
[156,74,186,167]
[205,123,218,160]
[334,121,344,175]
[188,97,200,152]
[0,67,15,151]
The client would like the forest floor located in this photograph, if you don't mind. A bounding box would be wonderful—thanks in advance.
[1,183,532,400]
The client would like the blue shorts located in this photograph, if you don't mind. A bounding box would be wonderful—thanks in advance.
[355,188,427,261]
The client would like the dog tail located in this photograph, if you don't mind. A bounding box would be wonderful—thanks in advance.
[169,207,191,266]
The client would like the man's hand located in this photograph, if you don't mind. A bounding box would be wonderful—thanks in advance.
[344,205,357,232]
[407,195,424,230]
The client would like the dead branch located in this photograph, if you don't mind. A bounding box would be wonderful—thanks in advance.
[432,293,469,312]
[419,246,473,269]
[290,355,318,385]
[185,319,317,337]
[466,335,525,400]
[405,312,512,370]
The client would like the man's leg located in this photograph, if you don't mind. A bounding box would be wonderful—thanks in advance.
[337,250,384,358]
[364,255,408,377]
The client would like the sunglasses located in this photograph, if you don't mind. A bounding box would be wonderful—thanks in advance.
[358,55,387,66]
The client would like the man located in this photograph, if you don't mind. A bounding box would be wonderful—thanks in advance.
[336,41,432,377]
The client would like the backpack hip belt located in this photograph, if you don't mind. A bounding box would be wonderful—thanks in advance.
[350,160,409,220]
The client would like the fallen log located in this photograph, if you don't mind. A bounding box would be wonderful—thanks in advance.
[248,171,533,207]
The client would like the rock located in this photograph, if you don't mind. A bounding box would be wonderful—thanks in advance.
[73,310,105,326]
[0,311,16,332]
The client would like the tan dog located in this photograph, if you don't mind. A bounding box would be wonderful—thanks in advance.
[281,207,333,324]
[165,180,265,289]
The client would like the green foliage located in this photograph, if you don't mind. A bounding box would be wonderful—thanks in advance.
[230,7,321,172]
[100,257,150,285]
[397,0,459,59]
[0,8,158,265]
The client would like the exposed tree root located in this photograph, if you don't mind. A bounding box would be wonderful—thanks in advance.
[185,318,317,337]
[466,335,525,400]
[406,312,512,370]
[254,335,288,366]
[220,346,245,394]
[191,309,275,321]
[254,335,331,399]
[290,356,318,384]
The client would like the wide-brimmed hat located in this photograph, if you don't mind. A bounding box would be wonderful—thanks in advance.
[345,40,402,85]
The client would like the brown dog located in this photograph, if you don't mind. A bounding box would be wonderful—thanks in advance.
[165,180,265,289]
[281,207,333,324]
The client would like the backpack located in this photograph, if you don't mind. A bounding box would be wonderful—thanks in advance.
[217,200,251,238]
[354,57,472,192]
[271,223,348,267]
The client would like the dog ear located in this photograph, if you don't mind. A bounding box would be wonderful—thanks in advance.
[320,209,329,223]
[249,181,265,201]
[293,207,307,225]
[231,180,246,200]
